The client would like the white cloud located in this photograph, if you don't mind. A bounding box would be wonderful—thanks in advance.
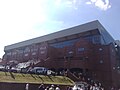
[91,0,97,3]
[86,0,111,10]
[55,0,81,10]
[86,2,92,5]
[55,0,62,6]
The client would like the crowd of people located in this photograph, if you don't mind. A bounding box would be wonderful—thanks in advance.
[72,82,104,90]
[38,84,60,90]
[25,82,104,90]
[37,83,120,90]
[36,83,104,90]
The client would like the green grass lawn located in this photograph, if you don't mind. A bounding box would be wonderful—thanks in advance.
[0,71,74,85]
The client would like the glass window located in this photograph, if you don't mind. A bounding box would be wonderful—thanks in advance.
[78,47,85,52]
[100,60,103,64]
[7,52,11,56]
[50,38,79,48]
[84,36,93,42]
[12,52,17,55]
[24,47,30,53]
[93,35,101,44]
[85,35,101,44]
[40,47,47,50]
[99,48,103,51]
[32,52,36,55]
[18,49,24,54]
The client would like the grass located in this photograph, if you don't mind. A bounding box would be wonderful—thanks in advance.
[0,71,74,85]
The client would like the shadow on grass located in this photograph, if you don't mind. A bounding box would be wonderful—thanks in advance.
[47,75,54,82]
[38,75,44,82]
[30,74,36,80]
[9,72,15,79]
[4,71,8,76]
[21,73,25,77]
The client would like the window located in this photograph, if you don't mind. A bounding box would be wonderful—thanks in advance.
[40,51,45,54]
[7,52,11,56]
[24,53,28,56]
[17,49,24,54]
[93,35,101,44]
[31,48,38,52]
[100,60,103,64]
[66,51,74,58]
[12,52,17,55]
[24,47,30,53]
[32,52,36,55]
[50,38,79,48]
[40,47,46,50]
[78,47,85,52]
[84,36,93,42]
[68,51,73,54]
[85,35,101,44]
[99,48,103,51]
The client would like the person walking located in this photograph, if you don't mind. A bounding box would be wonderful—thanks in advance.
[38,84,45,90]
[55,85,60,90]
[25,83,29,90]
[49,85,55,90]
[45,86,49,90]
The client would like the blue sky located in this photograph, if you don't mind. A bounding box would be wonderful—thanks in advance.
[0,0,119,58]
